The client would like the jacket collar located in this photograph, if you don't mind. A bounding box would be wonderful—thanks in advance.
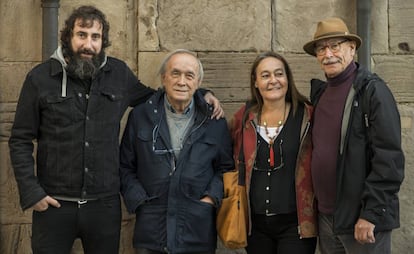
[147,88,213,120]
[49,47,109,97]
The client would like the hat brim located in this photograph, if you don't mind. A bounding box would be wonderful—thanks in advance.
[303,34,362,56]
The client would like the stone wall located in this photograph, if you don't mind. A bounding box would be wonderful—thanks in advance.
[1,0,413,253]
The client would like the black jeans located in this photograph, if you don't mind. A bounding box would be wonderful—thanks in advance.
[135,248,215,254]
[246,213,316,254]
[31,195,121,254]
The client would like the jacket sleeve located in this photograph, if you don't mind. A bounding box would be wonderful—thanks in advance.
[202,119,235,207]
[119,110,151,213]
[360,79,405,225]
[228,105,247,163]
[8,72,48,210]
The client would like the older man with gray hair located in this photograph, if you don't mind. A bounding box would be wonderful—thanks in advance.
[119,49,234,254]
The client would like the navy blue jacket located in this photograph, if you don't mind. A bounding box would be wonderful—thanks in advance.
[120,89,234,253]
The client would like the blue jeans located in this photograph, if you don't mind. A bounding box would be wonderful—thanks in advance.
[318,213,391,254]
[246,213,316,254]
[31,195,121,254]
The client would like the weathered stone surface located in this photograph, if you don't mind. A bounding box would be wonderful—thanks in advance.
[282,54,325,96]
[138,51,168,89]
[372,55,414,103]
[0,143,32,224]
[157,0,271,51]
[1,0,414,253]
[0,62,38,102]
[389,0,414,54]
[393,104,414,253]
[199,52,256,103]
[371,0,388,54]
[138,0,159,51]
[0,224,32,254]
[277,0,356,53]
[0,103,16,141]
[0,0,42,61]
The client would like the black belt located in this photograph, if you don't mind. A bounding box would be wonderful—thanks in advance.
[53,196,98,207]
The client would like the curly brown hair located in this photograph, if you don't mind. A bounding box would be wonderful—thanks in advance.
[60,5,111,51]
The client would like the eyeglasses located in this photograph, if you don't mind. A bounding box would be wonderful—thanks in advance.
[253,139,284,172]
[152,125,182,155]
[314,39,349,56]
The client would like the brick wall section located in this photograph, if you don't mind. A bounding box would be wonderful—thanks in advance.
[1,0,413,253]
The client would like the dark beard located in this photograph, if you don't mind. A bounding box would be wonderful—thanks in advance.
[64,47,105,80]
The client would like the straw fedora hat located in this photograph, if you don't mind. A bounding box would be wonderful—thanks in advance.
[303,17,362,56]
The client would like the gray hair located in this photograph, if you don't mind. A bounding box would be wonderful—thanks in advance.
[158,49,204,83]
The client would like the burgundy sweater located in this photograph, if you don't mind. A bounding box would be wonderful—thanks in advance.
[311,61,357,214]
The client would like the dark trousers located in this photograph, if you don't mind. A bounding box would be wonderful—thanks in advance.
[31,194,121,254]
[246,213,316,254]
[135,248,215,254]
[318,213,391,254]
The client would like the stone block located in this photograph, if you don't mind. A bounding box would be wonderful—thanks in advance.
[389,0,414,54]
[0,143,32,225]
[198,52,256,103]
[0,103,16,141]
[1,1,413,253]
[118,218,136,254]
[0,0,42,61]
[223,102,247,121]
[0,62,38,102]
[372,55,414,103]
[138,52,168,89]
[157,0,271,51]
[138,0,160,51]
[371,0,388,54]
[277,0,356,53]
[283,54,325,97]
[392,104,414,253]
[0,224,32,254]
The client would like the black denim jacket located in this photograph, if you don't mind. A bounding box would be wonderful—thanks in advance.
[9,53,154,210]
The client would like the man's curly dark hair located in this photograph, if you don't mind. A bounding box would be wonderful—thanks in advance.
[60,5,111,50]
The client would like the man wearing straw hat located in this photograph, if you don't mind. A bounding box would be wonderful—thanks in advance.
[303,17,404,254]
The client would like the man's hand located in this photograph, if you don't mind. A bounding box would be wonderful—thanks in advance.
[354,218,376,244]
[32,196,61,212]
[204,92,224,119]
[200,195,215,205]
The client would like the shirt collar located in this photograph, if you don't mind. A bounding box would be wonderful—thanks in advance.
[163,94,194,115]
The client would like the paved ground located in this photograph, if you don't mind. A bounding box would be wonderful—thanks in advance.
[216,239,246,254]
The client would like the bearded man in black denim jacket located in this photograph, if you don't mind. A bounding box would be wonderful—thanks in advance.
[8,5,222,254]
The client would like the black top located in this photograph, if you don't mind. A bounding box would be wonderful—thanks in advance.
[250,104,304,216]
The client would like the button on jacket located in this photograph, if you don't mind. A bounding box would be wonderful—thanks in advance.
[120,89,234,253]
[9,47,154,210]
